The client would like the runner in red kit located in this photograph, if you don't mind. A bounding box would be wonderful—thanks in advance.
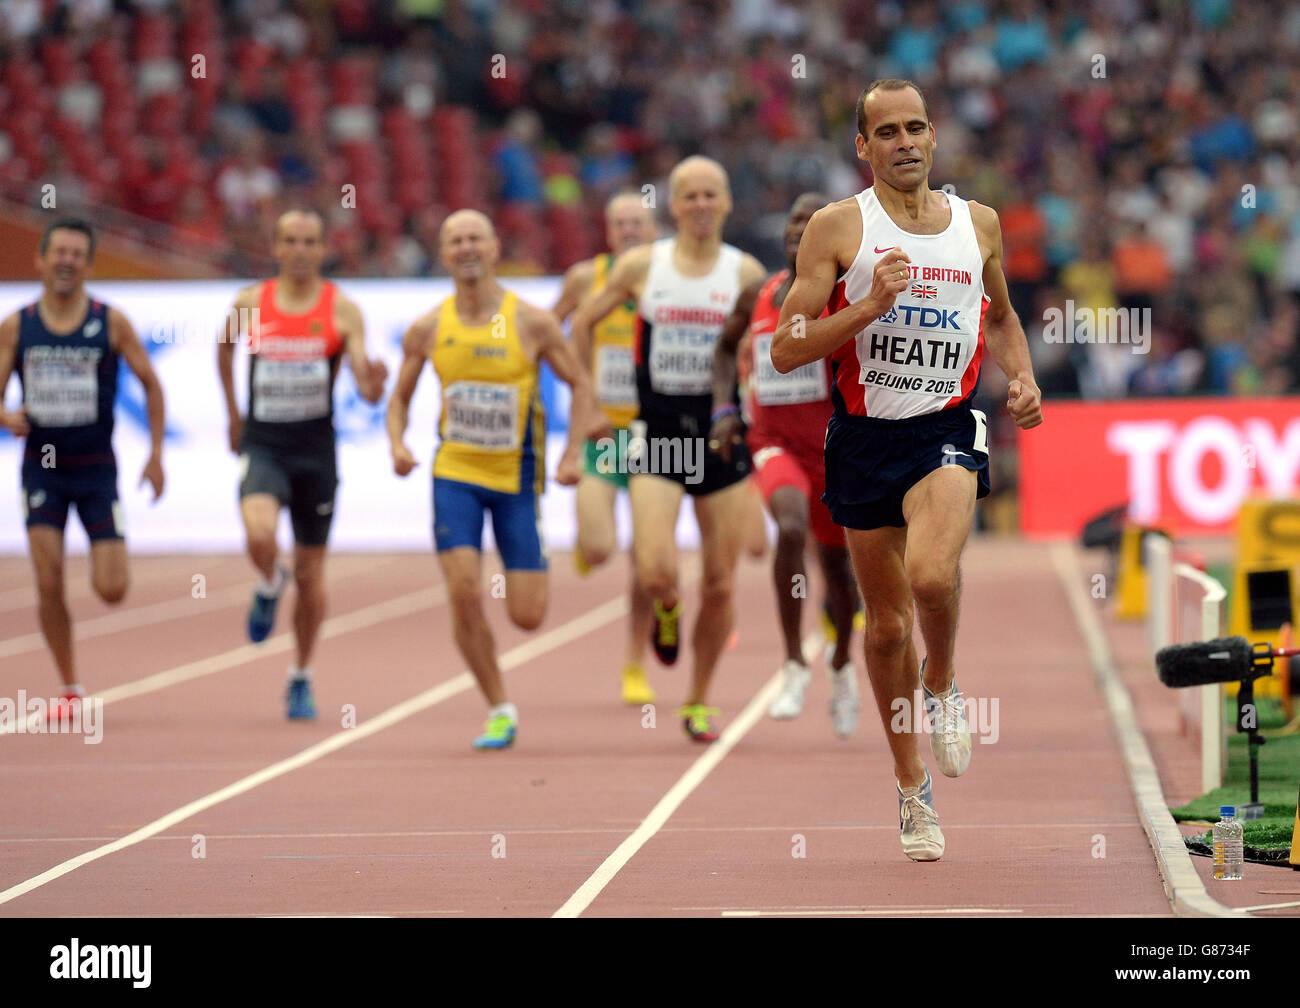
[709,194,861,737]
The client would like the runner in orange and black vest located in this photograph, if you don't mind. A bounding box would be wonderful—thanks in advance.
[217,209,387,720]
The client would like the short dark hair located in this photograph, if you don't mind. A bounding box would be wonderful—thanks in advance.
[856,79,930,138]
[40,217,96,259]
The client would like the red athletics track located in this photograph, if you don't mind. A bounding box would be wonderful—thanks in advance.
[0,540,1173,917]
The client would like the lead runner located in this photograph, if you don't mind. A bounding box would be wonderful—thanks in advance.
[771,79,1043,861]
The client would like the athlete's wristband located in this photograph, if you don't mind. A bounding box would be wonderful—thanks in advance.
[710,404,739,424]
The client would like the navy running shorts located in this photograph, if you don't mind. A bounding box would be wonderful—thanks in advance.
[21,462,124,541]
[822,404,990,530]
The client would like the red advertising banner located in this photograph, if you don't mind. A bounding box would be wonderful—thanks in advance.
[1017,397,1300,538]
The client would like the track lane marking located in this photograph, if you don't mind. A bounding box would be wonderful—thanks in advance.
[551,632,823,918]
[0,595,627,906]
[1,585,448,735]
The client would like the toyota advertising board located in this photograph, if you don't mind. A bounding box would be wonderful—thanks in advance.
[1018,398,1300,538]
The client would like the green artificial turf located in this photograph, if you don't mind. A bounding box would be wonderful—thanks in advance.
[1170,697,1299,857]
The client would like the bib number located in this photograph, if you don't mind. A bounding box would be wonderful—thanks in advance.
[25,357,98,426]
[443,381,519,450]
[595,344,637,408]
[252,358,330,422]
[649,328,714,396]
[753,334,826,406]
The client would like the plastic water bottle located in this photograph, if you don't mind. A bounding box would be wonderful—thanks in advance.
[1212,806,1243,880]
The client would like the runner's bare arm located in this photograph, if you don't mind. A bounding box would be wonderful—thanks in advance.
[551,258,596,324]
[771,204,910,373]
[711,276,763,408]
[387,311,436,476]
[707,277,763,463]
[111,306,166,500]
[522,303,605,487]
[0,313,26,436]
[337,294,387,405]
[568,244,651,372]
[971,203,1042,430]
[217,284,260,453]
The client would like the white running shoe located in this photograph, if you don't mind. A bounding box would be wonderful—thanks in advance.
[898,770,945,861]
[921,657,972,778]
[826,646,860,739]
[768,660,811,719]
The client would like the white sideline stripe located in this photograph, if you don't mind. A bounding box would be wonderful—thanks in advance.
[721,907,1024,917]
[0,595,627,906]
[551,631,820,919]
[0,585,447,736]
[1240,900,1300,911]
[1050,543,1250,919]
[0,584,251,660]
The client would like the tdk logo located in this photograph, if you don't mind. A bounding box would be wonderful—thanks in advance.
[884,305,961,330]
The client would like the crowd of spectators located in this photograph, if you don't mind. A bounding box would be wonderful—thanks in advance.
[2,0,1299,406]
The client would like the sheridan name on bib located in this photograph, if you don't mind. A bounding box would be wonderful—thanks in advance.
[444,381,520,449]
[252,358,330,422]
[595,344,636,408]
[24,347,101,426]
[752,334,826,406]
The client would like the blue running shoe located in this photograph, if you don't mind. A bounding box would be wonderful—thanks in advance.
[286,678,316,720]
[472,714,517,750]
[247,566,287,643]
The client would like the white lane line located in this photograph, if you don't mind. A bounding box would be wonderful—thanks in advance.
[0,595,627,907]
[1050,542,1250,919]
[1240,900,1300,912]
[1,585,447,735]
[0,584,251,660]
[721,907,1025,917]
[551,633,820,919]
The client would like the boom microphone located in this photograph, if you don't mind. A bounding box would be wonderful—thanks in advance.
[1155,636,1300,688]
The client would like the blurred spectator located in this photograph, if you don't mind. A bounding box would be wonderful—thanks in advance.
[493,109,545,205]
[1112,220,1173,313]
[217,135,281,226]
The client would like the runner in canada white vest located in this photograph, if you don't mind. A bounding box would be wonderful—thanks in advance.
[636,237,743,412]
[831,188,987,420]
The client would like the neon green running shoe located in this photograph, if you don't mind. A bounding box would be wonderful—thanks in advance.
[679,704,720,742]
[472,714,517,750]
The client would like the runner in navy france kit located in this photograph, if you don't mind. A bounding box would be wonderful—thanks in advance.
[0,218,166,720]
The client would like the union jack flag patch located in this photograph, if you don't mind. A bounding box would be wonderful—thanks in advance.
[910,284,938,299]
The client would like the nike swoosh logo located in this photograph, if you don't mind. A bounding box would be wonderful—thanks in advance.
[874,246,897,254]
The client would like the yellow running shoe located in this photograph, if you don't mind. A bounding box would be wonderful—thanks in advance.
[620,662,656,705]
[574,547,592,577]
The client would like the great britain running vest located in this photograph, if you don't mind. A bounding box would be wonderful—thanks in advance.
[828,189,987,420]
